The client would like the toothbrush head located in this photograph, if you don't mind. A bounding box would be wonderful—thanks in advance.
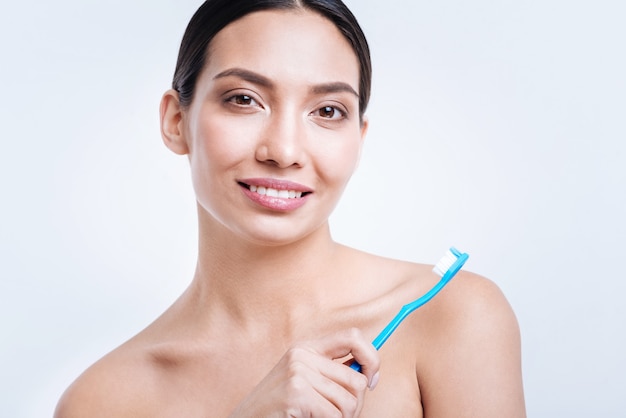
[433,247,469,279]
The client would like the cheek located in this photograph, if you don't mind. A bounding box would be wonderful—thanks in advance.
[187,119,241,205]
[316,132,363,185]
[190,115,258,173]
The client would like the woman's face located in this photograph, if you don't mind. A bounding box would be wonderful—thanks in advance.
[173,9,367,245]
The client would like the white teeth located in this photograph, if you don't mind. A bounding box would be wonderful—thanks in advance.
[248,185,304,199]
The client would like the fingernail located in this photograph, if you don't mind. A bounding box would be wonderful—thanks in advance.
[368,371,380,390]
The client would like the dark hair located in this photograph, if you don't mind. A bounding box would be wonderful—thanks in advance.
[172,0,371,119]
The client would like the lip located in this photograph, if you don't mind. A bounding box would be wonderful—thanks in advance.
[238,178,313,212]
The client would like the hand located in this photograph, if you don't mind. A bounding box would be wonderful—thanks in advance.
[229,328,380,418]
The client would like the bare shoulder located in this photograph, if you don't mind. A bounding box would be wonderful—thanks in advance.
[415,269,527,417]
[54,342,157,418]
[341,247,520,339]
[354,252,521,349]
[338,249,526,416]
[428,269,519,330]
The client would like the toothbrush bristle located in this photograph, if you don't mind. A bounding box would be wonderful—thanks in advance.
[433,249,459,277]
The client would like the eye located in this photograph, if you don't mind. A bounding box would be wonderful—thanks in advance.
[311,105,345,120]
[226,94,258,106]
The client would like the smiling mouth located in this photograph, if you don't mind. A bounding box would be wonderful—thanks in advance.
[238,182,312,199]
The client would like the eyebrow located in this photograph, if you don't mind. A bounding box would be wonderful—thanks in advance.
[213,68,274,88]
[213,67,358,98]
[311,82,358,98]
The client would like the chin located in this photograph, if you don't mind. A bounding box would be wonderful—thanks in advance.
[238,225,322,248]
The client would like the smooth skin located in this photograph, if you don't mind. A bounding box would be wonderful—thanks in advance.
[55,9,525,418]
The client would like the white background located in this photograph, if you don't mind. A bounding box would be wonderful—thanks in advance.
[1,1,624,416]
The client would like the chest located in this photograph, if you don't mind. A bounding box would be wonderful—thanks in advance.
[150,343,423,417]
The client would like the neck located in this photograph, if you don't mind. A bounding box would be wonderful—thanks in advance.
[185,207,344,340]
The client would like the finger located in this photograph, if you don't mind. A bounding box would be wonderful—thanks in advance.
[312,361,369,417]
[235,350,347,418]
[306,328,381,385]
[286,372,346,418]
[281,347,363,417]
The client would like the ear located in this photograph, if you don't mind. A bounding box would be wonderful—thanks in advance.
[354,116,369,170]
[160,89,189,155]
[360,116,369,141]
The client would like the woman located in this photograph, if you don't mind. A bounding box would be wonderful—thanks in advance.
[55,0,525,416]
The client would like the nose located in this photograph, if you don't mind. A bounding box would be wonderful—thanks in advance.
[255,109,306,168]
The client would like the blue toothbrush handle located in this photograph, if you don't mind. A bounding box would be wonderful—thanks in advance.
[349,250,469,373]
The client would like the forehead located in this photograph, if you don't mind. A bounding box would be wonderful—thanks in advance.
[203,9,360,90]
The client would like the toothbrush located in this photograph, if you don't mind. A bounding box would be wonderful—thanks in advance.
[350,247,469,372]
